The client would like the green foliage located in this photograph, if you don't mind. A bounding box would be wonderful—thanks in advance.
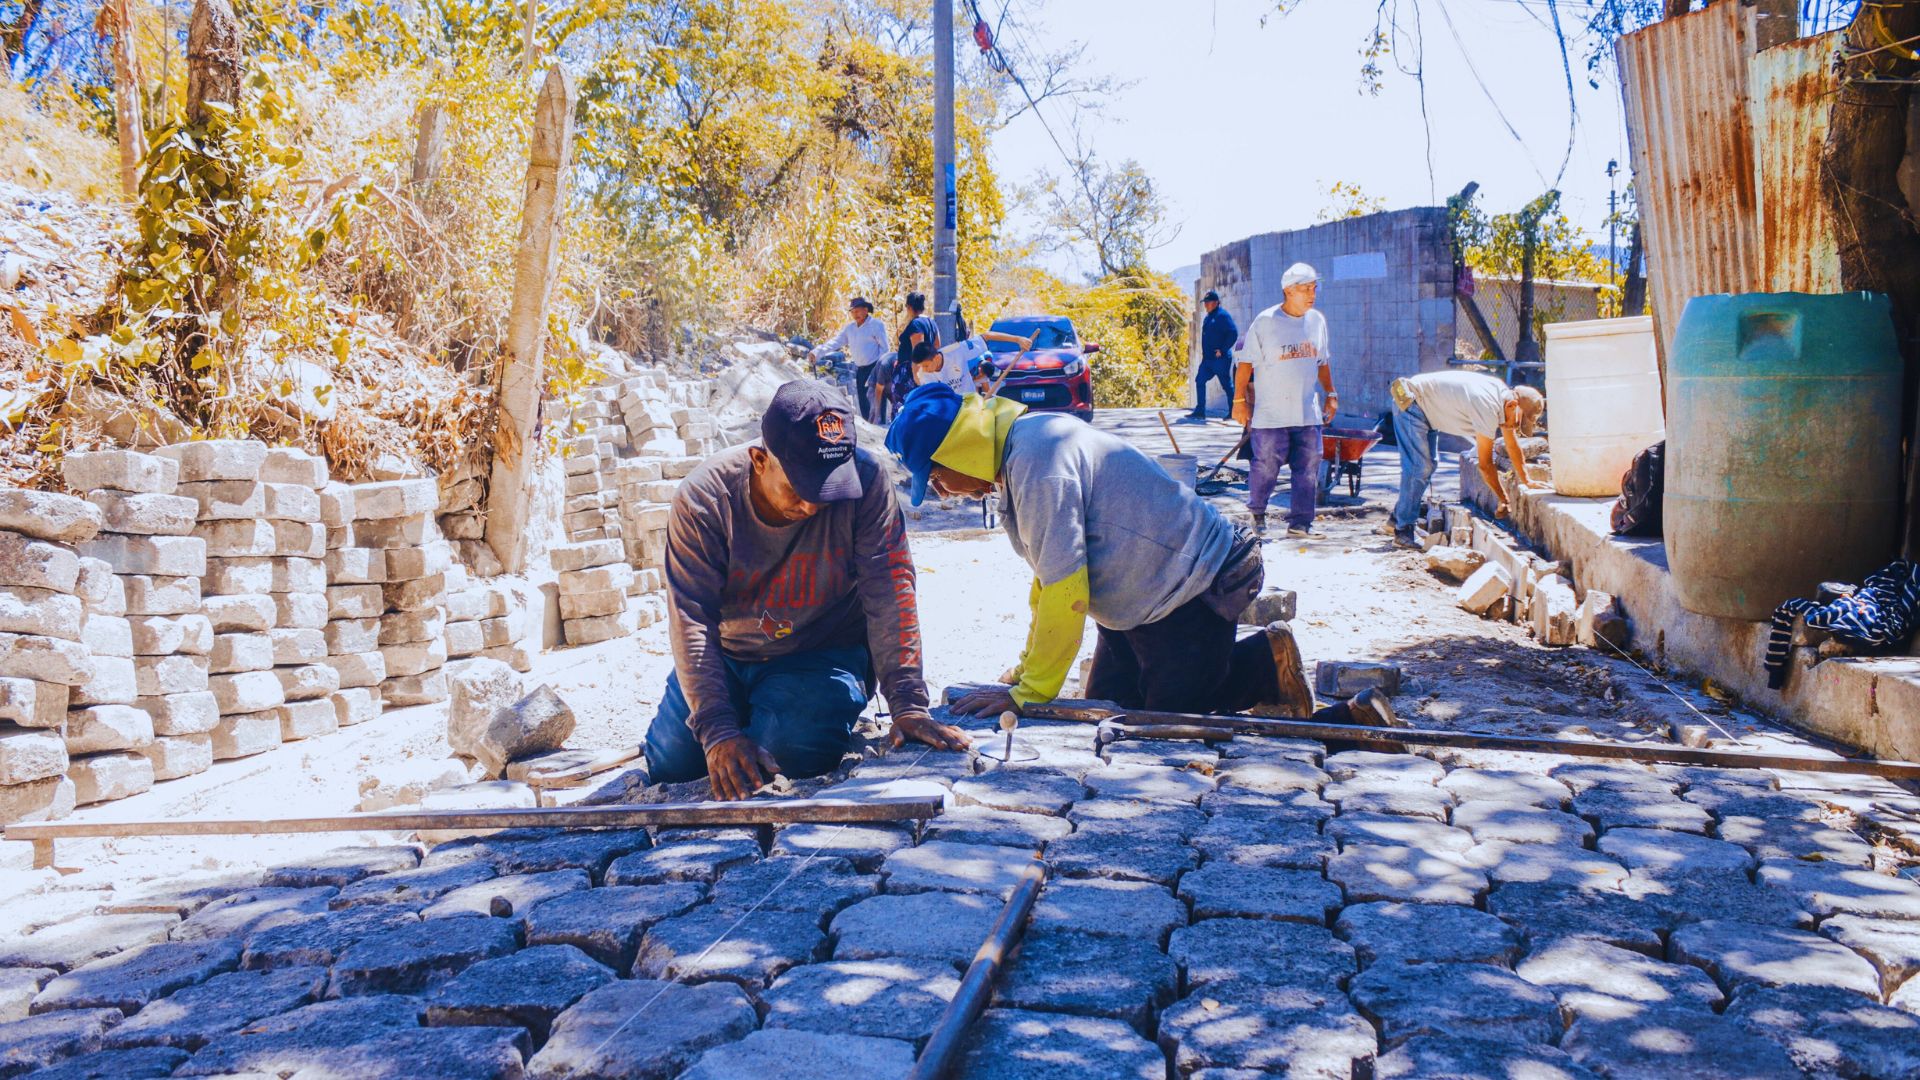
[1316,180,1387,222]
[1004,267,1189,409]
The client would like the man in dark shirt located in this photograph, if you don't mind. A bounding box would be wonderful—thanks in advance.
[890,291,941,417]
[645,380,967,799]
[1194,289,1238,419]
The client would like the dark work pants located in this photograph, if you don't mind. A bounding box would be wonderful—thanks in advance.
[1194,365,1233,415]
[1086,592,1355,721]
[852,364,876,422]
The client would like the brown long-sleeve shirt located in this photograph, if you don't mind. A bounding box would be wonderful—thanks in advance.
[663,444,929,749]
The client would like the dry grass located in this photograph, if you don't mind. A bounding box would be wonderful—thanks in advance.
[0,83,119,201]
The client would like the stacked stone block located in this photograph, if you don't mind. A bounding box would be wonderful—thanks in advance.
[321,479,386,728]
[559,437,621,547]
[251,448,340,744]
[353,479,451,707]
[443,576,531,672]
[0,489,103,822]
[553,540,638,646]
[160,440,287,762]
[66,450,214,786]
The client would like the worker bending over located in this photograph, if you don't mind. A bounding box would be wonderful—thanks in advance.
[885,382,1396,725]
[1390,371,1547,549]
[648,380,967,800]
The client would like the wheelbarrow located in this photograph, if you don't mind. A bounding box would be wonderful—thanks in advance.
[1319,424,1386,501]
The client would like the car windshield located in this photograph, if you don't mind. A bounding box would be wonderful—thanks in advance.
[987,317,1076,352]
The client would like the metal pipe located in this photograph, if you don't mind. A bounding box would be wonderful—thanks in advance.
[908,856,1047,1080]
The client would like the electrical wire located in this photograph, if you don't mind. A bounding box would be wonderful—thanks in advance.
[1432,0,1553,189]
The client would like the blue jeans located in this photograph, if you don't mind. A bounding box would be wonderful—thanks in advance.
[1248,425,1322,530]
[1393,401,1438,528]
[643,645,871,784]
[1194,362,1232,414]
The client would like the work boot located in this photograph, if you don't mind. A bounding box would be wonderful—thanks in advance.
[1287,526,1310,539]
[1262,622,1316,718]
[1392,525,1421,550]
[1345,688,1399,727]
[1251,513,1267,537]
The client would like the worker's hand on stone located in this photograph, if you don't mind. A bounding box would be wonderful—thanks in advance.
[1495,499,1511,520]
[951,686,1020,719]
[890,708,971,752]
[1523,478,1552,491]
[704,736,781,801]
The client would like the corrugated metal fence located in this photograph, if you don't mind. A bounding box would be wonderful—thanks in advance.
[1750,29,1843,293]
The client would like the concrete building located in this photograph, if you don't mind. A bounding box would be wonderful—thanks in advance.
[1192,207,1457,424]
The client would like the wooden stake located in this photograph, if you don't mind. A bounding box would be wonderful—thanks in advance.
[1156,410,1182,455]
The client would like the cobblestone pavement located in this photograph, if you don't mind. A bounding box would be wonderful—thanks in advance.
[3,689,1920,1079]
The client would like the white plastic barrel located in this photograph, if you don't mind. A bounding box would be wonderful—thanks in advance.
[1157,453,1198,489]
[1542,316,1665,498]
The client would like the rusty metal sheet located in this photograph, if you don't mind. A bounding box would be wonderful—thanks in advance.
[1750,30,1843,293]
[1617,2,1766,359]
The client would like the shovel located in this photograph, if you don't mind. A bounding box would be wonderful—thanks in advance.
[1195,431,1252,496]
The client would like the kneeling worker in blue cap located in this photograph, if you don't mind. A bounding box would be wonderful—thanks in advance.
[885,382,1398,725]
[646,380,969,801]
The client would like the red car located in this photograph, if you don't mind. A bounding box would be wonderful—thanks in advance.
[980,315,1096,421]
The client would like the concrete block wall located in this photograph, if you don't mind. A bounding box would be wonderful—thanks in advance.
[1195,206,1457,423]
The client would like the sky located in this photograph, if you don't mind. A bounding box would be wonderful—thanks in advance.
[982,0,1636,282]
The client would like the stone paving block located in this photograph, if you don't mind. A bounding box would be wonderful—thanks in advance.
[1464,842,1629,891]
[1549,762,1677,795]
[1216,735,1325,764]
[1325,779,1454,820]
[208,708,279,759]
[1559,1008,1803,1080]
[1324,750,1444,784]
[921,806,1071,849]
[527,978,756,1080]
[1438,768,1572,809]
[1375,1035,1599,1080]
[171,993,416,1073]
[708,856,879,926]
[1178,863,1343,924]
[1351,960,1561,1047]
[677,1028,917,1080]
[1329,844,1489,906]
[328,915,519,997]
[262,846,420,890]
[951,769,1085,815]
[157,440,266,483]
[1821,914,1920,998]
[1451,802,1594,848]
[763,958,959,1044]
[1337,902,1523,969]
[1159,980,1377,1076]
[1200,787,1336,821]
[0,675,66,729]
[1213,758,1328,794]
[767,823,913,871]
[882,840,1036,899]
[1324,812,1474,853]
[0,968,51,1021]
[1619,872,1813,930]
[0,1008,124,1079]
[830,891,1001,968]
[1670,918,1881,997]
[173,885,337,941]
[521,883,707,973]
[32,937,240,1015]
[1571,787,1711,834]
[0,533,80,595]
[424,827,655,884]
[1597,828,1755,879]
[422,869,591,925]
[201,593,273,632]
[1758,858,1920,921]
[605,838,760,885]
[1168,918,1356,991]
[423,943,616,1044]
[25,1045,189,1079]
[0,632,92,687]
[1727,984,1920,1079]
[182,1013,529,1079]
[240,905,421,971]
[1718,815,1876,867]
[104,872,260,918]
[635,907,825,989]
[337,853,503,903]
[1191,815,1334,870]
[1485,882,1667,956]
[956,1008,1164,1080]
[1029,878,1188,947]
[101,965,326,1050]
[1047,824,1200,885]
[1081,763,1214,804]
[1517,938,1723,1021]
[1068,797,1208,837]
[63,449,179,494]
[1101,737,1220,770]
[0,914,178,972]
[995,928,1175,1031]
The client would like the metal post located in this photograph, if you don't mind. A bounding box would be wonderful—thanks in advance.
[932,0,959,342]
[1606,159,1620,308]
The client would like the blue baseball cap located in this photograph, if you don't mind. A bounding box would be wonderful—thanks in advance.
[884,382,964,506]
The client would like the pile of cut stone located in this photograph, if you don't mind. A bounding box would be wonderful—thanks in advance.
[443,574,535,673]
[1424,504,1626,650]
[434,457,496,577]
[553,540,639,646]
[66,450,209,789]
[558,387,627,548]
[0,486,106,820]
[352,479,450,708]
[320,482,386,727]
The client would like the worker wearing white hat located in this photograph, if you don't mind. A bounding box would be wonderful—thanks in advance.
[1231,262,1338,538]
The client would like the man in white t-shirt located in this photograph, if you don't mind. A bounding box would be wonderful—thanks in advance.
[809,296,890,422]
[1389,370,1547,548]
[925,327,1032,396]
[1232,263,1338,538]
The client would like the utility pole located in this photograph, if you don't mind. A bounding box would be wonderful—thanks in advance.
[1606,158,1619,310]
[932,0,958,341]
